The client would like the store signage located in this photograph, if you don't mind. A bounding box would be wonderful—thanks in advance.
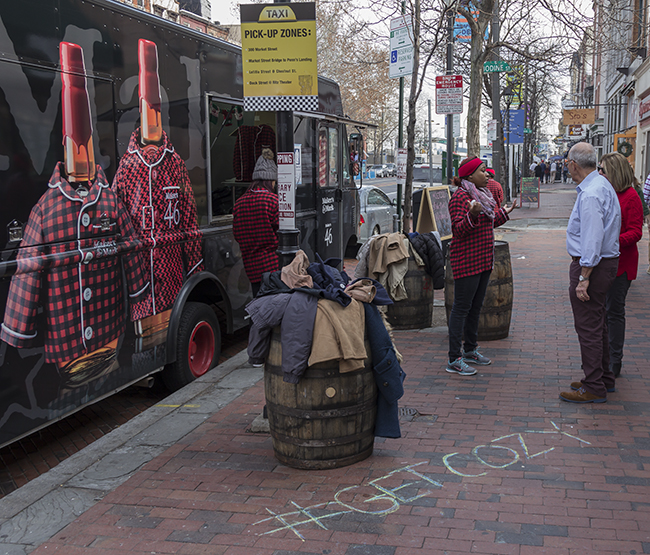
[435,75,463,115]
[639,96,650,121]
[562,108,595,125]
[240,3,318,111]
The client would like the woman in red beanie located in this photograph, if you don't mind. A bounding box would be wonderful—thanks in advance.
[446,157,516,375]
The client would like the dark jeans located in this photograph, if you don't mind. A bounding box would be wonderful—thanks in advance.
[448,270,491,362]
[606,272,631,365]
[251,281,261,297]
[569,258,618,397]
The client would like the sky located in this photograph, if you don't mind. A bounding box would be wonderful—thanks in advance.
[211,0,239,25]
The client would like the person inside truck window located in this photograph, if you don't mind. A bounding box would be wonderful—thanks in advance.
[233,149,279,296]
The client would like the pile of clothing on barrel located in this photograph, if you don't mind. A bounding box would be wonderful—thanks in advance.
[245,230,445,438]
[246,249,404,438]
[355,231,445,294]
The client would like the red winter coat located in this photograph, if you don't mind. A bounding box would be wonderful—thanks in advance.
[113,130,203,319]
[1,164,148,364]
[616,186,643,280]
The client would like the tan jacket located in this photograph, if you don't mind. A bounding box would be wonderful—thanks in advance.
[308,298,366,373]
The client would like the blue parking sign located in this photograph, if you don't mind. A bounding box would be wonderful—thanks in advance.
[391,50,397,63]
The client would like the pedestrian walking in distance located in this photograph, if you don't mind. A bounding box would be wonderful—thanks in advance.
[560,142,621,403]
[446,157,517,376]
[233,148,279,297]
[599,153,643,379]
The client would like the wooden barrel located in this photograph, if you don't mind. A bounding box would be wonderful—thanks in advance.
[444,241,513,341]
[385,257,433,330]
[264,330,376,470]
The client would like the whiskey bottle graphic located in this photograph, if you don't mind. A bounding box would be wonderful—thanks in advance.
[60,42,96,183]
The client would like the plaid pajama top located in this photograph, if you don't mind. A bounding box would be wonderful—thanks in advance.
[1,164,149,364]
[113,130,204,320]
[232,186,279,283]
[448,187,509,279]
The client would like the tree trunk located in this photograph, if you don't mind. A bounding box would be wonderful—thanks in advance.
[403,0,420,233]
[466,31,487,157]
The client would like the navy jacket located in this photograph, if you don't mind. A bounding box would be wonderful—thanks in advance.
[364,303,405,438]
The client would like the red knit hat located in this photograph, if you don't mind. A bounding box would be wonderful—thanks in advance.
[458,157,483,178]
[486,167,495,176]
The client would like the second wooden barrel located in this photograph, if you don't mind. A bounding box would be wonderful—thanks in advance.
[264,329,377,470]
[444,240,513,341]
[385,257,433,330]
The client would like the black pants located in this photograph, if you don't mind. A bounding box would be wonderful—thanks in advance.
[606,272,631,365]
[448,270,491,362]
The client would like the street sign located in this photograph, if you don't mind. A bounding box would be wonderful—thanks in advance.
[397,147,407,182]
[241,3,318,112]
[502,109,525,144]
[562,108,595,125]
[487,119,497,141]
[389,17,414,79]
[483,60,512,73]
[523,127,532,134]
[435,75,463,115]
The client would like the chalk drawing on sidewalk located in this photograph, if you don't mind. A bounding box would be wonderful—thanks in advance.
[443,421,590,477]
[252,421,589,540]
[253,462,440,540]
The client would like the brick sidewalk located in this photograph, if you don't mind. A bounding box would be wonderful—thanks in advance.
[31,229,650,555]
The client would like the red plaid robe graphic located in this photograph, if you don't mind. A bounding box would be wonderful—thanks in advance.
[113,129,203,320]
[448,187,509,280]
[1,164,149,364]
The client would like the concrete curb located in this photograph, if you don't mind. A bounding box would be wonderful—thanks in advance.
[0,350,259,555]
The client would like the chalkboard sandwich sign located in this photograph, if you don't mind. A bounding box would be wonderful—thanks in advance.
[415,186,452,240]
[520,177,540,208]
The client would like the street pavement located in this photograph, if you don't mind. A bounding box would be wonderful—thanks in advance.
[2,180,650,555]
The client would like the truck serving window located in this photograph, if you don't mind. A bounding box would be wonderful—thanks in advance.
[208,98,276,218]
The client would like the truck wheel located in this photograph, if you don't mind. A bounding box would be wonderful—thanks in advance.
[162,302,221,391]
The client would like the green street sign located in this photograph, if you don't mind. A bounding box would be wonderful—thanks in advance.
[483,60,512,73]
[524,127,533,134]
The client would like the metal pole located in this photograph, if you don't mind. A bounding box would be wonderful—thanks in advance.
[274,0,299,267]
[446,7,454,184]
[491,0,501,184]
[428,99,433,186]
[396,77,404,229]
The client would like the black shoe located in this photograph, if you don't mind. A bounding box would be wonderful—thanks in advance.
[611,362,621,378]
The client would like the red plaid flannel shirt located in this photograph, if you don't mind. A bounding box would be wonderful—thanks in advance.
[486,178,504,207]
[232,186,279,283]
[113,130,204,320]
[448,187,509,279]
[1,164,148,364]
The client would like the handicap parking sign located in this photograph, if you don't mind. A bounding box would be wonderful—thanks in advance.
[391,50,397,63]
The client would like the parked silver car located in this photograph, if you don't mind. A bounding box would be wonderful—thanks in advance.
[368,164,387,178]
[358,186,397,243]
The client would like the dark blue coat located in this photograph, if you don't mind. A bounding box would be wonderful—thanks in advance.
[364,303,405,438]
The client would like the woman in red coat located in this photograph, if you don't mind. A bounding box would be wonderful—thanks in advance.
[599,153,644,378]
